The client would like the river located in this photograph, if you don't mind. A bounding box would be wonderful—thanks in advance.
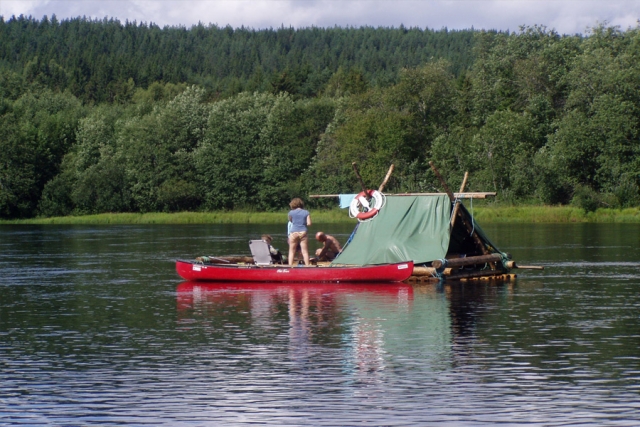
[1,223,639,426]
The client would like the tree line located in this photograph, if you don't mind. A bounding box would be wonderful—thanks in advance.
[1,19,639,219]
[0,16,477,102]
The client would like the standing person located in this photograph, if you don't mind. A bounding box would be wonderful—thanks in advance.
[287,220,302,264]
[288,198,311,266]
[315,232,342,261]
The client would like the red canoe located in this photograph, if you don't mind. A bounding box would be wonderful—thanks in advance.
[175,260,414,283]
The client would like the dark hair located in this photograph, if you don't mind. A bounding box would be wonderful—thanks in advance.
[289,198,304,209]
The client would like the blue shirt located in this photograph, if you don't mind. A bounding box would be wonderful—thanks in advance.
[288,209,309,233]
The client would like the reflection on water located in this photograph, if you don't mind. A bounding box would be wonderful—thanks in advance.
[176,282,424,382]
[1,223,640,425]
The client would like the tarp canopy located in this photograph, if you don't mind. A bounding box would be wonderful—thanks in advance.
[333,195,452,266]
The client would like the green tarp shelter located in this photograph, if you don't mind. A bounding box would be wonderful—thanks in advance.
[333,195,451,266]
[333,195,501,266]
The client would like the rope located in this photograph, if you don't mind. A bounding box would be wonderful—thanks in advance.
[450,196,460,224]
[330,223,359,265]
[349,190,386,222]
[469,196,476,236]
[431,258,447,280]
[340,222,359,252]
[500,252,510,270]
[379,192,387,209]
[358,192,386,223]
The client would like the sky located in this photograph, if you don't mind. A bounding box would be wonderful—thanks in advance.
[1,0,639,35]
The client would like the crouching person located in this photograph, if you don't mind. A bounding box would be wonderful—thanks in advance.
[315,232,342,262]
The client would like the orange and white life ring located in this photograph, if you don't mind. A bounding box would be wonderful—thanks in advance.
[349,190,385,221]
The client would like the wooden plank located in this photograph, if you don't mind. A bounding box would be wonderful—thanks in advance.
[309,192,496,198]
[387,192,495,198]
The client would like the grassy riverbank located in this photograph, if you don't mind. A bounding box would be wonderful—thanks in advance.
[0,210,349,225]
[2,206,640,225]
[470,206,640,223]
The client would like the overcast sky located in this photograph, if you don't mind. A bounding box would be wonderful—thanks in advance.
[1,0,639,35]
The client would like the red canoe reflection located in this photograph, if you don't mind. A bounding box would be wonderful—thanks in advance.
[176,281,414,312]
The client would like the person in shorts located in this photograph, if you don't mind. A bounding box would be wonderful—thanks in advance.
[287,221,302,264]
[288,198,311,266]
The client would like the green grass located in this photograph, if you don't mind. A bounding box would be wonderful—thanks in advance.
[471,206,640,223]
[0,210,354,225]
[2,206,640,225]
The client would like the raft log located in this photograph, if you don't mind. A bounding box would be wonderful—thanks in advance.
[432,253,503,269]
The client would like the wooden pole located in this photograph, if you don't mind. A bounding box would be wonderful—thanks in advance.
[461,213,491,256]
[432,253,502,270]
[450,171,469,230]
[428,161,455,202]
[429,161,489,256]
[505,261,544,270]
[390,192,495,198]
[378,164,395,193]
[309,192,496,198]
[412,266,452,276]
[352,162,369,194]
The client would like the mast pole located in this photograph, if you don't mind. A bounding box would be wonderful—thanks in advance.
[351,162,369,194]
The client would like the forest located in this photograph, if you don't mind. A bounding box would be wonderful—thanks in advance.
[0,16,639,219]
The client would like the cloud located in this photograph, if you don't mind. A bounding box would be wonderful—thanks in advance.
[1,0,638,34]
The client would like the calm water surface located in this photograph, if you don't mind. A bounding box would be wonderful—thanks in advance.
[1,223,639,426]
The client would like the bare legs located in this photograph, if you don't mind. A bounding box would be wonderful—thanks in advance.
[288,241,297,267]
[299,237,310,266]
[288,232,310,266]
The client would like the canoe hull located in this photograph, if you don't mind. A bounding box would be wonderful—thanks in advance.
[176,260,414,283]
